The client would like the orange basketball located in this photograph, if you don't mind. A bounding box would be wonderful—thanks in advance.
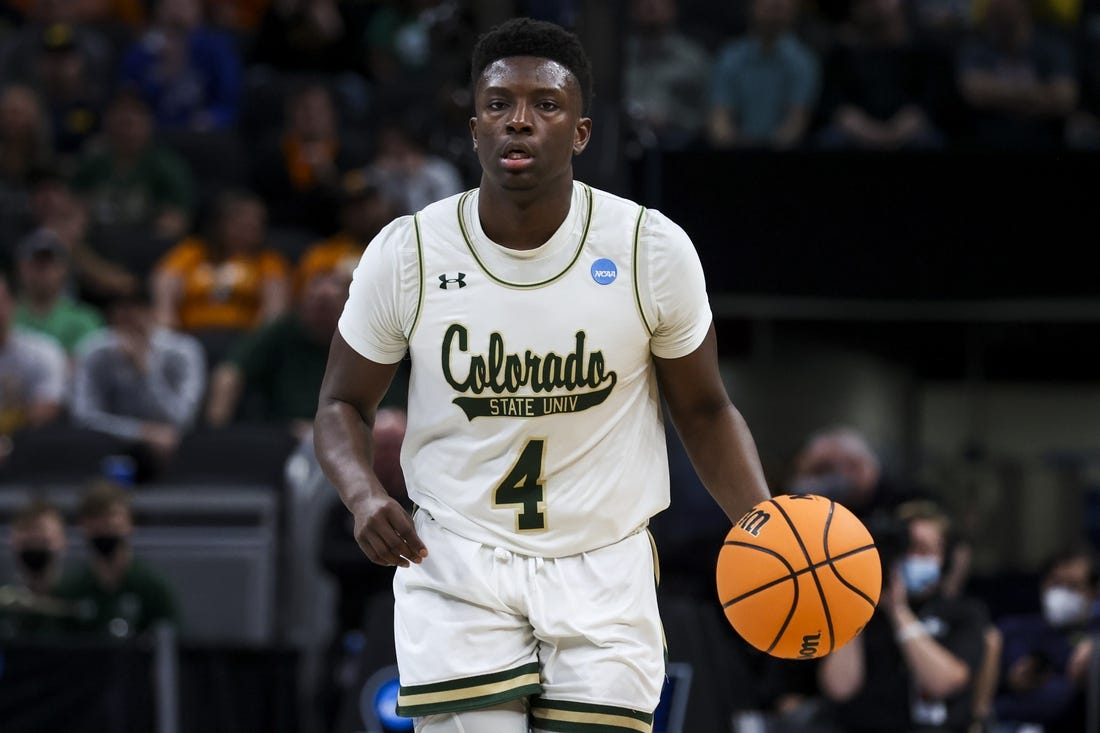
[716,494,881,659]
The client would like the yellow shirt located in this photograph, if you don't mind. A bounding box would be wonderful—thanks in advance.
[157,237,289,331]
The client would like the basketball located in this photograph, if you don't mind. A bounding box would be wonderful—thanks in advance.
[716,494,881,659]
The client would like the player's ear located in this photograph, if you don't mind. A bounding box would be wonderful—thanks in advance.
[573,117,592,156]
[469,117,478,151]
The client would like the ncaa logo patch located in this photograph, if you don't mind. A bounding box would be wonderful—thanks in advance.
[590,258,617,285]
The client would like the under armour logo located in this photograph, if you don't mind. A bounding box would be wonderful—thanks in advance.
[439,273,467,289]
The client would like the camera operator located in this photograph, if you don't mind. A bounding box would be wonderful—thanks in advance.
[819,501,991,733]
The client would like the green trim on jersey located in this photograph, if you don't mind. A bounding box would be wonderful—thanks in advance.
[456,185,594,289]
[631,206,653,337]
[408,213,426,341]
[396,662,542,717]
[530,698,654,733]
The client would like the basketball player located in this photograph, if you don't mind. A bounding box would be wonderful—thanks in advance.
[315,17,771,733]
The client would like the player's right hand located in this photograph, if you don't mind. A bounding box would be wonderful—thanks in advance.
[351,493,429,568]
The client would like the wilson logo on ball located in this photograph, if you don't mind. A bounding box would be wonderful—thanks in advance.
[737,509,771,537]
[799,632,822,658]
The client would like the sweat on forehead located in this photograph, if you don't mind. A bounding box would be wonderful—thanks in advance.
[477,56,580,96]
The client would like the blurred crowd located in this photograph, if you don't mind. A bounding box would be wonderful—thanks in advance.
[1,0,1096,474]
[1,1,1098,732]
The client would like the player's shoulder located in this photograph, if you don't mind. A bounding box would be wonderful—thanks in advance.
[583,183,686,236]
[415,188,471,224]
[586,182,642,218]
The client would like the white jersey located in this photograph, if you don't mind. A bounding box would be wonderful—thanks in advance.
[339,181,712,557]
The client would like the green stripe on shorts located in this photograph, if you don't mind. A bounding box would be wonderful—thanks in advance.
[396,662,542,717]
[530,698,654,733]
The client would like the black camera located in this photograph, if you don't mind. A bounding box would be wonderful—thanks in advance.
[862,511,909,574]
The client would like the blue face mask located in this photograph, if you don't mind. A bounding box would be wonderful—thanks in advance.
[902,555,941,595]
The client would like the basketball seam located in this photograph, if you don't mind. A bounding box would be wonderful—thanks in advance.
[821,500,879,610]
[722,542,877,606]
[718,540,800,655]
[769,498,836,655]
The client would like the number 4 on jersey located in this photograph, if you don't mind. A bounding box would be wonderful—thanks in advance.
[494,439,547,531]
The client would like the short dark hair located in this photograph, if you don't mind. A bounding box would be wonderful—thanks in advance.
[470,17,593,115]
[1041,543,1100,587]
[13,498,63,530]
[77,480,131,521]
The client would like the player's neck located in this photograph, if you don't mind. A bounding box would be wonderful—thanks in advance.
[477,177,574,251]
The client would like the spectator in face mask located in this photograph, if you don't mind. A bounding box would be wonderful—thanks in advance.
[53,481,179,637]
[994,544,1100,733]
[0,499,69,637]
[819,500,990,733]
[790,426,913,518]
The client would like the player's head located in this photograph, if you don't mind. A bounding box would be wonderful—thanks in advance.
[1038,543,1099,627]
[468,18,593,194]
[470,18,593,115]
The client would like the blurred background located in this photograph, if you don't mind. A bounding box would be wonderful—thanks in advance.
[1,0,1099,732]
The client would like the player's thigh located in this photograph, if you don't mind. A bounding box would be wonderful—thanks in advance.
[394,512,542,717]
[529,530,663,728]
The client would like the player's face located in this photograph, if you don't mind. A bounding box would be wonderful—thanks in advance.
[470,56,591,194]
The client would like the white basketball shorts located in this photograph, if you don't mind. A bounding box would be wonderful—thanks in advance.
[393,509,664,732]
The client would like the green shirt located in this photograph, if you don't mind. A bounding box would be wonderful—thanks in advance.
[71,146,195,227]
[230,316,330,421]
[230,315,407,420]
[53,560,180,637]
[15,298,104,353]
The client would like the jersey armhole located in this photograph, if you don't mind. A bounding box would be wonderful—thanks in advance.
[631,205,654,337]
[406,212,426,341]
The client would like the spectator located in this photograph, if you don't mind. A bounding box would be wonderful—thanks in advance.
[251,0,363,74]
[204,267,350,438]
[0,499,69,638]
[252,80,368,233]
[152,190,290,342]
[54,481,180,637]
[790,426,912,518]
[27,168,141,304]
[364,0,460,99]
[366,119,463,216]
[708,0,819,149]
[819,500,990,733]
[958,0,1077,149]
[294,170,397,293]
[623,0,711,149]
[71,89,195,242]
[32,23,106,161]
[0,269,66,443]
[817,0,944,149]
[13,228,103,354]
[994,544,1100,732]
[0,83,53,190]
[71,286,206,477]
[6,499,67,595]
[0,5,114,95]
[118,0,243,132]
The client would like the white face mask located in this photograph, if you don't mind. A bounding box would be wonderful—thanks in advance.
[1042,586,1089,627]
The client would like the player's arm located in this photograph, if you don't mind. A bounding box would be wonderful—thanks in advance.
[314,334,427,567]
[654,324,770,524]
